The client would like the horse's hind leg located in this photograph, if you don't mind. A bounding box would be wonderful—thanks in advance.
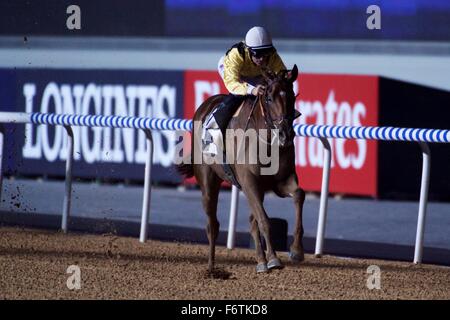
[249,213,268,273]
[197,167,222,272]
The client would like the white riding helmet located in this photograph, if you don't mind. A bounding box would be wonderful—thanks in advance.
[245,26,273,50]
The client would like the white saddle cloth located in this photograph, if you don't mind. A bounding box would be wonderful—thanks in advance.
[201,102,244,160]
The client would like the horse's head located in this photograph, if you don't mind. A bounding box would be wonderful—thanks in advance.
[260,64,299,147]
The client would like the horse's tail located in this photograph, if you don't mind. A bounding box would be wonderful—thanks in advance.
[176,154,194,178]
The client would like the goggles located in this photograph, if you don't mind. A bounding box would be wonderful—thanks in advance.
[249,47,274,58]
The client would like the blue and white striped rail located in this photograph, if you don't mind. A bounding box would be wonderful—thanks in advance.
[2,112,450,143]
[0,112,194,131]
[1,111,449,264]
[31,112,194,132]
[294,123,450,143]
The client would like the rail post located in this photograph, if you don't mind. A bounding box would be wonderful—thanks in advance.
[0,124,4,203]
[414,142,431,264]
[61,125,74,233]
[314,137,332,257]
[227,185,240,249]
[139,129,154,243]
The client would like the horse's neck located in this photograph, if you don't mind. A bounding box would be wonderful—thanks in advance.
[249,98,268,130]
[249,99,278,146]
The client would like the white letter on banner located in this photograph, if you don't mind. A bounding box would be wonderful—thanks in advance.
[295,100,310,167]
[122,85,137,162]
[135,86,158,164]
[59,85,73,161]
[70,85,85,160]
[308,101,324,167]
[81,84,101,163]
[22,83,42,159]
[113,85,135,163]
[125,86,141,163]
[40,83,63,162]
[194,80,219,110]
[335,102,352,169]
[101,85,114,162]
[324,91,338,167]
[154,85,176,167]
[59,84,83,161]
[352,102,367,169]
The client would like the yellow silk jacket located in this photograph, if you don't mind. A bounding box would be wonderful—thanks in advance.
[223,44,286,95]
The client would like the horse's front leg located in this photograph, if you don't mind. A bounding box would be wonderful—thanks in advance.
[276,175,305,263]
[249,213,268,273]
[243,185,283,271]
[290,187,305,262]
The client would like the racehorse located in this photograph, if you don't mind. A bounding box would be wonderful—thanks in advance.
[177,65,305,273]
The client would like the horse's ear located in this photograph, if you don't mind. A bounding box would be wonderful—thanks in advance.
[287,64,298,83]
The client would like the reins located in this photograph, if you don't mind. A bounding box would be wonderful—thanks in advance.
[242,80,295,145]
[242,86,277,133]
[243,95,259,131]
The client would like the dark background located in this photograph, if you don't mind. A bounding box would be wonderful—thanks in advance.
[378,78,450,201]
[1,0,450,40]
[0,0,165,37]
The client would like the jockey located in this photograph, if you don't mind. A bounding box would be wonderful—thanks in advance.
[213,26,287,133]
[202,26,287,187]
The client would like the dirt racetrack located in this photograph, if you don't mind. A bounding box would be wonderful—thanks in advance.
[0,226,449,300]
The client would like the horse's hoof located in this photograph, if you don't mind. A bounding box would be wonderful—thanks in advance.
[289,251,304,263]
[256,263,269,273]
[267,258,283,270]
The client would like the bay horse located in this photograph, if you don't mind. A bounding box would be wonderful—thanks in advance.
[177,65,305,273]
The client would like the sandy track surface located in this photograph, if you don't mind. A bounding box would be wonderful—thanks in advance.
[0,227,449,300]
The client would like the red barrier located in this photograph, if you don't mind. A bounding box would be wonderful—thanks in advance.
[295,74,379,196]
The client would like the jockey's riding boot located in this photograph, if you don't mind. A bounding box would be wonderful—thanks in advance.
[212,94,245,189]
[213,94,246,144]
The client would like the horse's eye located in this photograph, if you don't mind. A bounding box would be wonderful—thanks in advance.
[265,96,272,104]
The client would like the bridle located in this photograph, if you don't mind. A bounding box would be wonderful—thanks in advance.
[242,65,300,146]
[243,77,296,139]
[259,82,296,130]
